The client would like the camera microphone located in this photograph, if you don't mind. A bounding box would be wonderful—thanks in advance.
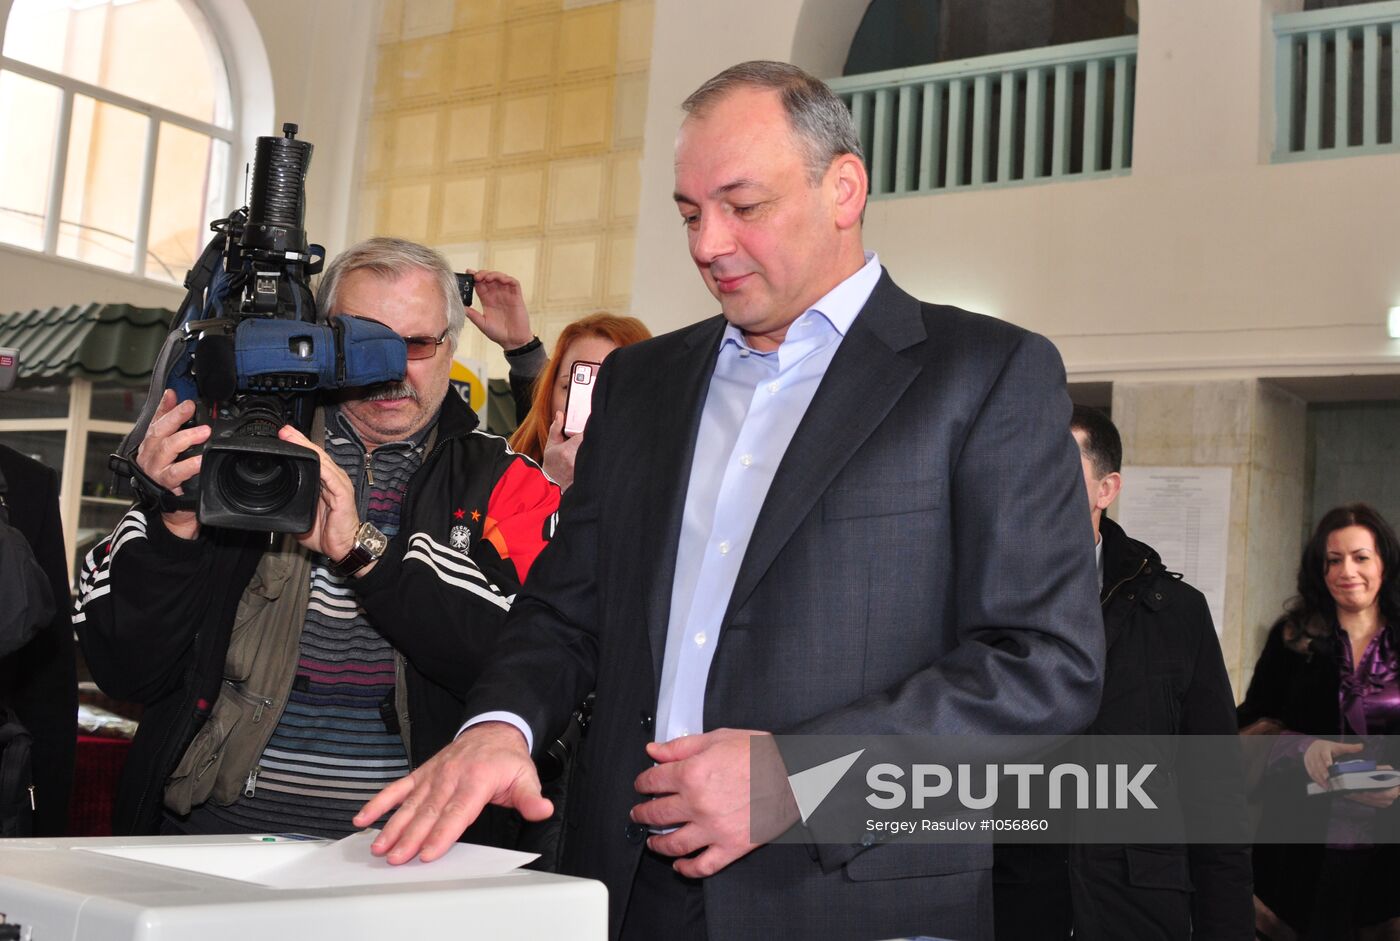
[244,123,313,258]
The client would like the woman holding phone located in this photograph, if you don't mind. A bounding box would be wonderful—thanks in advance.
[509,313,650,492]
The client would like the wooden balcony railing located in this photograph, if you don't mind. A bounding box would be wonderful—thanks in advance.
[828,36,1138,197]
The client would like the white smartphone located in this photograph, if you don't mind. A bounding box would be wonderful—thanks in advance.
[562,360,600,437]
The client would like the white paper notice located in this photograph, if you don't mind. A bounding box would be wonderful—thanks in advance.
[1114,465,1232,635]
[82,831,538,890]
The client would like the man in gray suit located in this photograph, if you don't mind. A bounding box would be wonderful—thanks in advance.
[359,60,1104,941]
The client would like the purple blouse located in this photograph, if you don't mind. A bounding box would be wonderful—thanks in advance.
[1263,624,1400,845]
[1338,623,1400,736]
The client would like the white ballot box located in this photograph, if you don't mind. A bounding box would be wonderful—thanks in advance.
[0,834,607,941]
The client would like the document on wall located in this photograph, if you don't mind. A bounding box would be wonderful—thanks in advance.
[1114,466,1232,636]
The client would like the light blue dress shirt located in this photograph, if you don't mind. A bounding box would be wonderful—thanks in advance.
[655,252,882,743]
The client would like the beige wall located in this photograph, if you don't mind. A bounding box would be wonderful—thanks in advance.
[0,248,185,311]
[361,0,654,375]
[1111,380,1308,694]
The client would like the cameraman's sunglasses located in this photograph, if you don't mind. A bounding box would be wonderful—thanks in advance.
[401,328,449,360]
[346,315,448,360]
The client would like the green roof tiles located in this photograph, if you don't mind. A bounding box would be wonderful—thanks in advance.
[0,303,173,384]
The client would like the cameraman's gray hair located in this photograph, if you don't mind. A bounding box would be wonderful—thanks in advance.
[681,60,864,185]
[317,237,466,347]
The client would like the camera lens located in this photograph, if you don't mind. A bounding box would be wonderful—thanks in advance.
[218,451,300,515]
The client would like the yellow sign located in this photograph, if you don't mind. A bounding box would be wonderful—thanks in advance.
[449,357,488,417]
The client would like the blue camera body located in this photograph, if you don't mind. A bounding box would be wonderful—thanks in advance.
[190,314,407,533]
[233,316,407,393]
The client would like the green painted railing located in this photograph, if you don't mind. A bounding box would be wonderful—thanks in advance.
[828,36,1137,197]
[1275,0,1400,161]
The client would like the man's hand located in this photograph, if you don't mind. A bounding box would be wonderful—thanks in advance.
[135,389,210,540]
[631,728,796,879]
[276,426,360,565]
[464,270,533,350]
[355,721,553,864]
[542,412,582,492]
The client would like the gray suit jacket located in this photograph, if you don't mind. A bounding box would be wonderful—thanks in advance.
[466,271,1105,940]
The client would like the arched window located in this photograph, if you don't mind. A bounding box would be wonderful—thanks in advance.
[0,0,239,282]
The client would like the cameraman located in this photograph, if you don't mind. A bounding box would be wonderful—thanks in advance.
[75,238,560,840]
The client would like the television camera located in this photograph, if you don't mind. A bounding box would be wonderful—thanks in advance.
[111,124,407,533]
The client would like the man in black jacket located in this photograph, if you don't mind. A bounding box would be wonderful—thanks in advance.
[75,238,559,839]
[0,443,75,837]
[993,405,1253,940]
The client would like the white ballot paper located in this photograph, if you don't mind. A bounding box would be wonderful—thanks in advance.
[81,830,539,890]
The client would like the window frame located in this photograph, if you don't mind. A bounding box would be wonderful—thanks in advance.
[0,0,241,281]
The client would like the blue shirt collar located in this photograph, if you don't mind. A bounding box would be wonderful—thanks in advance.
[720,251,881,354]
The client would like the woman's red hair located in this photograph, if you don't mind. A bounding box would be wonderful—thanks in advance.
[509,313,652,464]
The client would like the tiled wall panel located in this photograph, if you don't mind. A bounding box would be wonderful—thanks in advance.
[366,0,652,375]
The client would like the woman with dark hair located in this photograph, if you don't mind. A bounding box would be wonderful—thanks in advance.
[1239,503,1400,940]
[509,313,651,492]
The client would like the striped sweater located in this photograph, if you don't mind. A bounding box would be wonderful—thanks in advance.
[187,413,423,837]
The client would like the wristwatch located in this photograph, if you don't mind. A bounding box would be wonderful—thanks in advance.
[329,521,388,577]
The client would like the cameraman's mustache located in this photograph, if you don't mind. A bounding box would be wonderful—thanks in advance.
[364,382,418,402]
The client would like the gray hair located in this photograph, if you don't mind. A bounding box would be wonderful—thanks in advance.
[682,60,864,185]
[316,237,465,347]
